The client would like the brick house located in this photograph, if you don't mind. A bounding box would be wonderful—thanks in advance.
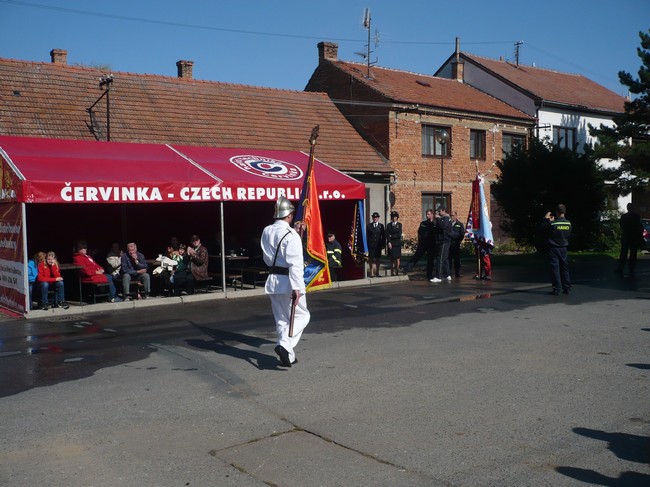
[305,42,535,244]
[0,49,400,282]
[435,44,632,213]
[0,48,392,208]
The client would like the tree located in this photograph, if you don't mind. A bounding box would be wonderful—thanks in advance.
[491,139,608,250]
[590,29,650,195]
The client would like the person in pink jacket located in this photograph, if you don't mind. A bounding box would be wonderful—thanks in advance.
[73,241,121,302]
[37,251,69,310]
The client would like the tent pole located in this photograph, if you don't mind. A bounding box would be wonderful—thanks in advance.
[21,202,29,313]
[220,201,226,292]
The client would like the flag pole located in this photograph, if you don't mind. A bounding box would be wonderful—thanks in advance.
[290,125,322,337]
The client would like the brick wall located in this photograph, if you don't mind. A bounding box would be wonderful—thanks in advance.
[387,112,527,242]
[306,60,531,244]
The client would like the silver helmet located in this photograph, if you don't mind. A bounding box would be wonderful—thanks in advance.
[273,196,295,219]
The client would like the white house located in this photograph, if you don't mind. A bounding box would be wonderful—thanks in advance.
[436,44,629,211]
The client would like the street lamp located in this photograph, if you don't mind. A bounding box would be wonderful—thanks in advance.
[436,129,449,207]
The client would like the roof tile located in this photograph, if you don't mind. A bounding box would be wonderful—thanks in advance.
[330,60,533,121]
[461,53,626,113]
[0,58,391,174]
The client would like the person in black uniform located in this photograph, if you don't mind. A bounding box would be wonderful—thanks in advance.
[366,212,386,277]
[326,231,343,281]
[615,203,644,276]
[542,204,572,295]
[432,208,452,282]
[386,211,403,276]
[448,210,465,278]
[404,209,436,280]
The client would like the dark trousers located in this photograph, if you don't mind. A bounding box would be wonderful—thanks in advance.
[449,241,461,276]
[549,246,570,292]
[617,237,639,273]
[434,241,450,279]
[173,271,194,295]
[409,242,434,279]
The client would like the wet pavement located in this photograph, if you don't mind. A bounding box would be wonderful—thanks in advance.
[1,254,648,485]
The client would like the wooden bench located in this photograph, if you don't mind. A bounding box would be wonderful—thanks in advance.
[82,281,111,304]
[194,277,216,293]
[242,266,269,288]
[208,271,243,291]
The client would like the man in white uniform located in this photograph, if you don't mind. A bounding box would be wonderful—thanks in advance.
[261,196,310,367]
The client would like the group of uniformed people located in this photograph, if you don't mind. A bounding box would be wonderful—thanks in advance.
[261,196,574,368]
[394,208,465,282]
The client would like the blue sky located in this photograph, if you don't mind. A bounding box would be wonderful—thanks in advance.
[1,0,648,96]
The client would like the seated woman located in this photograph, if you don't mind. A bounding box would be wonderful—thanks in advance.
[37,251,69,310]
[172,244,194,296]
[28,251,45,310]
[73,241,122,303]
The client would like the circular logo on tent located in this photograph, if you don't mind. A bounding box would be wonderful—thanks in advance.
[230,155,303,180]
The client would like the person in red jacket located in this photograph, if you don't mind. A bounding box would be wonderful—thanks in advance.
[37,251,69,310]
[73,241,122,302]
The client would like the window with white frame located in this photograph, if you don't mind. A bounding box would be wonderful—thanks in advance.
[470,129,486,159]
[422,125,450,156]
[502,133,526,157]
[553,126,576,150]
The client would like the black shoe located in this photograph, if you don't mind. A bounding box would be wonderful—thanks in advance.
[41,304,50,311]
[274,345,292,367]
[562,289,571,295]
[61,302,70,310]
[549,290,560,296]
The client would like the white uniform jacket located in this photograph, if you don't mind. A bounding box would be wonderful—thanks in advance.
[261,219,305,295]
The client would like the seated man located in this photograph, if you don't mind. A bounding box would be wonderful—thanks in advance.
[73,240,122,303]
[187,234,209,282]
[121,242,151,299]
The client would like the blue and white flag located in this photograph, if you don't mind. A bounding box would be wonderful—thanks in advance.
[466,175,494,254]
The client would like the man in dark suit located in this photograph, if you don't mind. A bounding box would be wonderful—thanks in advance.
[366,211,386,277]
[615,203,644,276]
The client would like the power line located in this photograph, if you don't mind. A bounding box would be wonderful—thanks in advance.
[3,0,514,46]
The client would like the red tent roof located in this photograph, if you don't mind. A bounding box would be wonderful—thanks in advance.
[0,136,365,203]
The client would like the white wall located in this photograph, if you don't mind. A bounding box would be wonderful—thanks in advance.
[537,107,615,150]
[538,107,628,212]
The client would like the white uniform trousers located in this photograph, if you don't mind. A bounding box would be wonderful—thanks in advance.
[270,292,310,362]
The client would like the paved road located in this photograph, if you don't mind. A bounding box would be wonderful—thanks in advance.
[1,256,649,486]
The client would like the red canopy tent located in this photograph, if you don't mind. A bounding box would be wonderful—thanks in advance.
[0,136,366,314]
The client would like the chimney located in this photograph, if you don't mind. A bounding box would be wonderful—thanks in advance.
[451,37,464,82]
[176,60,194,80]
[318,42,338,64]
[50,49,67,65]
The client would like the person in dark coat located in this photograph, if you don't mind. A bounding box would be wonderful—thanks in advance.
[448,210,465,278]
[366,211,386,277]
[386,211,403,276]
[431,208,452,282]
[542,204,572,295]
[615,203,644,276]
[404,209,436,279]
[326,231,343,281]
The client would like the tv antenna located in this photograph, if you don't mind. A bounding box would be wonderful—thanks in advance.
[354,8,379,78]
[514,40,523,67]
